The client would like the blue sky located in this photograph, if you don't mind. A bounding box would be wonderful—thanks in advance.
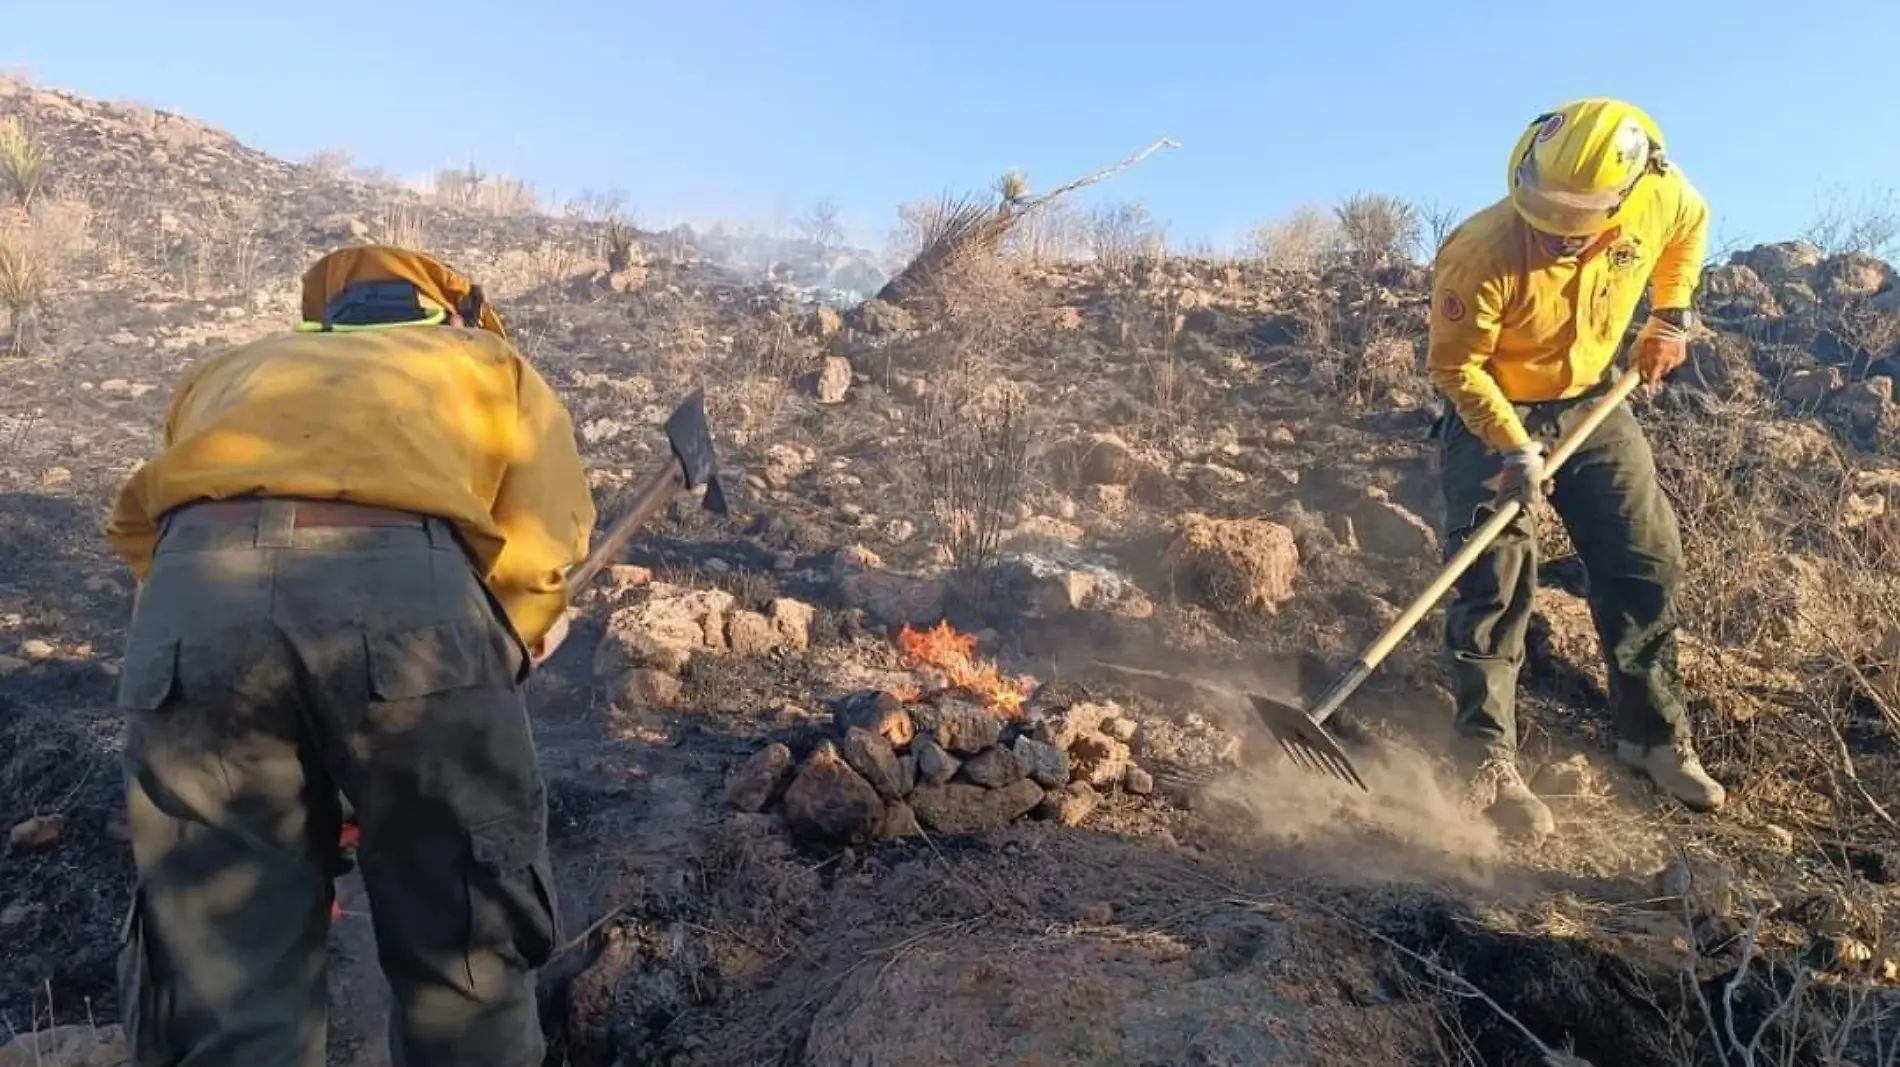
[6,0,1897,257]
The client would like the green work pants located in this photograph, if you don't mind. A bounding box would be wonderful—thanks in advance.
[111,499,559,1067]
[1437,389,1691,763]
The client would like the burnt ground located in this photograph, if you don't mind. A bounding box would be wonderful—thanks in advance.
[5,73,1900,1067]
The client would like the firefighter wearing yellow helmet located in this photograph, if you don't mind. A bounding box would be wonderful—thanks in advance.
[1426,98,1723,841]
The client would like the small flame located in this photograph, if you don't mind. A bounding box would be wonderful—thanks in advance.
[897,620,1035,716]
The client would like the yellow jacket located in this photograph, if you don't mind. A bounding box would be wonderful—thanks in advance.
[105,324,595,648]
[1426,167,1709,450]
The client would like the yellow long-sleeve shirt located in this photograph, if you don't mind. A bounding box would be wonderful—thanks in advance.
[1426,167,1710,451]
[105,324,596,648]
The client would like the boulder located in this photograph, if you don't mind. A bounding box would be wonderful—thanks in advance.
[803,933,1343,1067]
[914,735,961,785]
[1347,489,1437,559]
[616,668,683,708]
[725,610,781,658]
[837,566,947,628]
[1782,367,1843,407]
[1162,513,1301,617]
[1011,736,1070,788]
[844,298,913,336]
[832,690,917,749]
[958,745,1025,788]
[782,741,886,844]
[769,598,817,650]
[841,726,908,800]
[816,355,854,404]
[908,780,1044,835]
[1699,262,1780,319]
[802,305,844,339]
[1733,242,1822,288]
[728,743,796,812]
[1818,252,1894,300]
[1836,377,1894,435]
[911,700,1003,755]
[1035,781,1101,826]
[595,583,735,676]
[1069,733,1133,790]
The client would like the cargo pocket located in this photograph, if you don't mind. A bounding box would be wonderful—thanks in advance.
[114,639,180,712]
[466,801,560,970]
[364,618,488,702]
[116,889,175,1065]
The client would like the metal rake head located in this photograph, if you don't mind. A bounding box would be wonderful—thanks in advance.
[1248,693,1369,791]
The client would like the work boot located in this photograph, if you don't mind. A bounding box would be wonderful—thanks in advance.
[1617,740,1727,812]
[1467,756,1556,841]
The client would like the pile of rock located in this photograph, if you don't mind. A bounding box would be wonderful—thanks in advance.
[593,576,817,706]
[727,692,1158,844]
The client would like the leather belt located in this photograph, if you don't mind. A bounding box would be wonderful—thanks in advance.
[169,498,428,528]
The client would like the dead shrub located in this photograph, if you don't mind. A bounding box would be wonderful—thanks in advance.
[1650,403,1900,827]
[1003,197,1087,265]
[1803,185,1900,260]
[1087,201,1166,274]
[1333,191,1422,272]
[302,147,354,178]
[920,384,1033,603]
[1247,206,1341,272]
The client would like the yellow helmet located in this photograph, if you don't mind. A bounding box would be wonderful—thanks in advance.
[1507,98,1669,237]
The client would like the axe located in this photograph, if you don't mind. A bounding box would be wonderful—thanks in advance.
[565,386,730,597]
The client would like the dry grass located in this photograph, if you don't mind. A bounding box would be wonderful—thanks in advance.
[0,198,87,356]
[378,201,426,251]
[430,164,539,216]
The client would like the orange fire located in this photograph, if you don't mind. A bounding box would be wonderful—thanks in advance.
[897,620,1035,717]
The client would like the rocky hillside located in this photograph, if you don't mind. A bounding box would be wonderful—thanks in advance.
[2,75,1900,1067]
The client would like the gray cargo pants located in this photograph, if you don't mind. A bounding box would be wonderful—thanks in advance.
[112,498,559,1067]
[1438,389,1692,763]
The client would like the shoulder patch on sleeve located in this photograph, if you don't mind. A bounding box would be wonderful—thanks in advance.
[1438,289,1467,323]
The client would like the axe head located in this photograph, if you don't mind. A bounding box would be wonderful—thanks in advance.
[663,388,729,517]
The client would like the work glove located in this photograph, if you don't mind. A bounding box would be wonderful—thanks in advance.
[1631,309,1693,387]
[1489,442,1547,510]
[529,610,572,668]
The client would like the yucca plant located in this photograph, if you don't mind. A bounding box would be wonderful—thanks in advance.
[0,231,44,356]
[996,169,1029,211]
[0,117,49,210]
[603,215,634,272]
[877,137,1179,311]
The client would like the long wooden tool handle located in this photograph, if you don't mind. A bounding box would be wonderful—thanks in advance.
[1305,366,1644,725]
[563,459,686,600]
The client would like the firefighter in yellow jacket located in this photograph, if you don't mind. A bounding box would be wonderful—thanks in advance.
[104,246,595,1067]
[1427,98,1726,840]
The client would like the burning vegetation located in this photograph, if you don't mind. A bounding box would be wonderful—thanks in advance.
[896,620,1036,717]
